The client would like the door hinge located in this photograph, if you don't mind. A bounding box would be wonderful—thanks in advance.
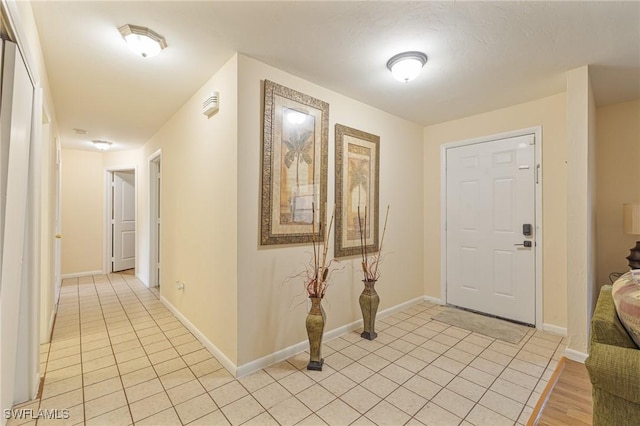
[535,164,540,184]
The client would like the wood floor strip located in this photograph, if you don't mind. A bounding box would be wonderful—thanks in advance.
[529,357,593,426]
[527,356,567,426]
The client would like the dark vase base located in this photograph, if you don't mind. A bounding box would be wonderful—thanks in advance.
[360,331,378,340]
[307,358,324,371]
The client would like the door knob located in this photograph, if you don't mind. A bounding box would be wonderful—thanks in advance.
[55,234,62,239]
[514,241,532,247]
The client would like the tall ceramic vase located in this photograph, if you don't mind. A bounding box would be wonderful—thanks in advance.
[360,279,380,340]
[306,297,326,371]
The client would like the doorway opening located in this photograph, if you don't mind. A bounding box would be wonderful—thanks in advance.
[149,152,161,288]
[106,168,136,273]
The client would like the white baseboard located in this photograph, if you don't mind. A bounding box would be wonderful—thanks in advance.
[160,294,436,378]
[236,296,425,378]
[379,296,426,319]
[423,295,443,305]
[61,270,104,279]
[542,323,567,336]
[160,296,237,376]
[236,339,314,379]
[564,348,588,363]
[236,315,366,378]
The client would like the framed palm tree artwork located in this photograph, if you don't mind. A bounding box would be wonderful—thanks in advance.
[335,124,380,257]
[261,80,329,245]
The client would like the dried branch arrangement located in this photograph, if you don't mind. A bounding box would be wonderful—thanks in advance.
[306,203,336,298]
[358,205,390,282]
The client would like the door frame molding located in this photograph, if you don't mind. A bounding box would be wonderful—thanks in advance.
[148,149,162,288]
[104,165,137,274]
[440,126,543,328]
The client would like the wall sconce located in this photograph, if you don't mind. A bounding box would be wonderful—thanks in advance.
[118,24,167,58]
[623,202,640,269]
[386,51,428,83]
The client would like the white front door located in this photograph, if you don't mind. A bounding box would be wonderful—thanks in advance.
[112,170,135,272]
[445,134,536,324]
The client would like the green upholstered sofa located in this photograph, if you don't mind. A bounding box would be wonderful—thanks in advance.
[585,285,640,426]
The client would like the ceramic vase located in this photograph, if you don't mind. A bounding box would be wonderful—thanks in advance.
[306,297,325,370]
[360,279,380,340]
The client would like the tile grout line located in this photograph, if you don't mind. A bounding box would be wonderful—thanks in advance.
[34,277,565,426]
[97,273,137,425]
[463,329,562,425]
[105,273,171,425]
[116,274,201,423]
[355,303,537,425]
[117,273,230,425]
[385,304,474,425]
[74,278,85,426]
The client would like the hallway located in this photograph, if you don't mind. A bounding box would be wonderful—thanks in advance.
[10,273,565,425]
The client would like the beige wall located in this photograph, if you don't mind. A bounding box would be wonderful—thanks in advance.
[103,150,141,170]
[61,149,104,275]
[236,55,425,366]
[138,55,239,364]
[596,99,640,284]
[60,149,140,276]
[14,0,62,347]
[565,66,597,355]
[423,93,568,328]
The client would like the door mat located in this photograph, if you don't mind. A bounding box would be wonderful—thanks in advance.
[432,307,530,344]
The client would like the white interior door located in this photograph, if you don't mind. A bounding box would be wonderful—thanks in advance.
[446,134,536,324]
[149,156,161,287]
[112,170,135,272]
[54,137,61,302]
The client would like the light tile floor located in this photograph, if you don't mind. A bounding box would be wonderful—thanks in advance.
[9,273,565,426]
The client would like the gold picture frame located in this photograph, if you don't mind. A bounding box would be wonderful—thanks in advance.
[261,80,329,245]
[335,124,380,257]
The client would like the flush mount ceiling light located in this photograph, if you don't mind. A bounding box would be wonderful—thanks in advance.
[386,51,428,83]
[118,24,167,58]
[92,140,112,151]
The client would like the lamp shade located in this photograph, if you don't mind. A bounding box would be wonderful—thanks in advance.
[623,203,640,235]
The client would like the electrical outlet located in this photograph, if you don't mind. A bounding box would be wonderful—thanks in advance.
[176,281,185,291]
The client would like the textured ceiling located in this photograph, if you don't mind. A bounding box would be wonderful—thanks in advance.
[31,1,640,151]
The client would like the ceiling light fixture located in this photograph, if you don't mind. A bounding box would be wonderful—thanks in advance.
[92,140,112,151]
[386,51,428,83]
[118,24,167,58]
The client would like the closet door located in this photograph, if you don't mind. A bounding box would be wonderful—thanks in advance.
[0,40,37,410]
